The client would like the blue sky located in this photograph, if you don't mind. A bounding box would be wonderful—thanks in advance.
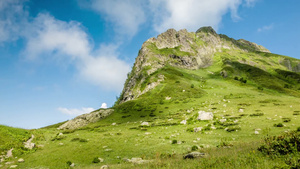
[0,0,299,129]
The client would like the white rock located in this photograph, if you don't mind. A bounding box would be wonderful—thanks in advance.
[197,111,213,121]
[180,120,187,125]
[98,158,104,162]
[254,131,259,134]
[100,165,109,169]
[219,119,226,123]
[111,123,116,126]
[10,165,18,168]
[59,143,64,145]
[70,163,75,167]
[239,109,244,113]
[141,122,149,126]
[18,158,24,163]
[165,97,171,100]
[194,127,203,132]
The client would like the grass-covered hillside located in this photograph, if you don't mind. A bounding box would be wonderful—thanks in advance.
[1,27,300,169]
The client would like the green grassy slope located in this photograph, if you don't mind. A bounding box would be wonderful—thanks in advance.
[0,125,31,156]
[2,28,300,168]
[11,56,300,168]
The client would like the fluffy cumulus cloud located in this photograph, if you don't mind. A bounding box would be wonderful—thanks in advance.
[89,0,146,37]
[58,107,95,116]
[149,0,241,32]
[24,13,91,60]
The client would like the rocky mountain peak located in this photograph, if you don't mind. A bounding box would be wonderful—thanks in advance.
[116,26,271,104]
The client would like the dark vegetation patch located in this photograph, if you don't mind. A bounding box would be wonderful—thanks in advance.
[258,131,300,156]
[250,113,264,117]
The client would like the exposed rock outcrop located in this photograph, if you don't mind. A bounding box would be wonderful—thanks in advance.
[58,109,114,130]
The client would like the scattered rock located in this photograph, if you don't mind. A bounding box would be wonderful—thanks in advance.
[98,158,104,162]
[59,143,64,146]
[239,109,244,113]
[165,97,172,100]
[140,122,149,126]
[128,158,152,164]
[184,152,206,159]
[194,127,203,132]
[18,158,24,163]
[5,162,14,165]
[6,148,13,158]
[100,165,109,169]
[254,131,259,135]
[180,120,187,125]
[145,132,151,135]
[197,111,213,121]
[104,149,112,152]
[219,119,226,123]
[10,165,18,168]
[70,163,75,167]
[58,133,63,136]
[111,123,116,126]
[24,135,35,150]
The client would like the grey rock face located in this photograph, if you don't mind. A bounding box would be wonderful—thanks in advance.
[58,109,114,130]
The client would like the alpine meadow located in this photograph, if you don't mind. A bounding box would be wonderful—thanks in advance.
[1,26,300,169]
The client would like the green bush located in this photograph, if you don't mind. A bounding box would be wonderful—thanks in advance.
[172,140,178,144]
[66,161,72,166]
[274,123,284,127]
[250,113,264,117]
[297,127,300,132]
[186,128,194,132]
[282,118,291,123]
[191,84,194,88]
[92,157,100,163]
[258,131,300,156]
[191,145,198,151]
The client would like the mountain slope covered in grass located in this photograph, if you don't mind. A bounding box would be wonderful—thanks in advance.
[1,27,300,169]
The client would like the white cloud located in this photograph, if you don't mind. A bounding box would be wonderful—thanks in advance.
[58,107,95,116]
[21,13,130,91]
[0,0,28,43]
[244,0,258,7]
[149,0,241,32]
[100,103,108,109]
[24,13,91,60]
[257,24,273,32]
[89,0,146,38]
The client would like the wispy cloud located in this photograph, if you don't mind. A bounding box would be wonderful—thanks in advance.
[257,24,274,32]
[87,0,146,38]
[58,107,95,116]
[244,0,258,7]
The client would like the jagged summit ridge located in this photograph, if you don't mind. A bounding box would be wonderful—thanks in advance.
[117,26,271,104]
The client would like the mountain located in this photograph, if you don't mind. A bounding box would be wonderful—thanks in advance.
[117,26,299,104]
[2,27,300,169]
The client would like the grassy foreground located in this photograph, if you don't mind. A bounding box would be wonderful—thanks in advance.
[1,62,300,168]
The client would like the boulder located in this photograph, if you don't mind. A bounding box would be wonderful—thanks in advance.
[197,111,213,120]
[184,152,206,159]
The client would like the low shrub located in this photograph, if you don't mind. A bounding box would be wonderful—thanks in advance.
[274,123,284,127]
[92,157,100,163]
[172,140,178,144]
[191,145,198,151]
[258,131,300,156]
[250,113,264,117]
[282,118,291,123]
[226,127,241,132]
